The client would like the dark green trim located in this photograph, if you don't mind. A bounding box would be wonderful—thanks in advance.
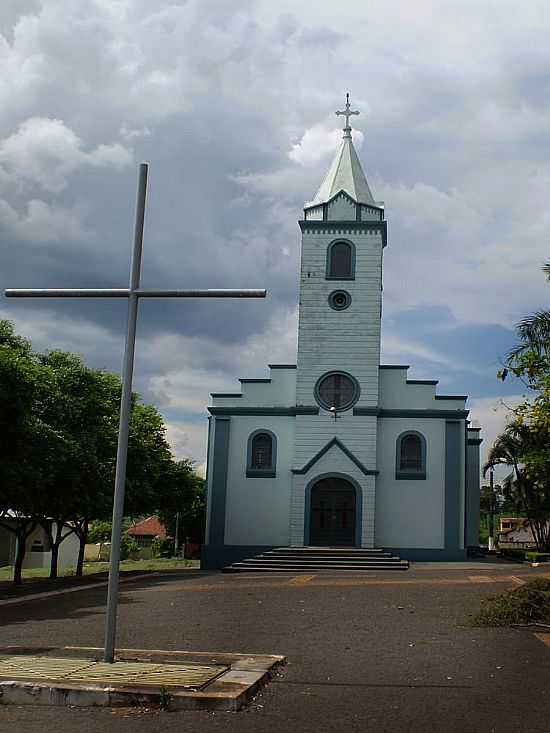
[326,189,359,219]
[407,379,438,385]
[210,393,242,398]
[468,438,483,446]
[315,370,360,412]
[467,426,482,431]
[464,420,468,551]
[204,416,212,487]
[325,238,356,280]
[379,364,409,370]
[208,406,319,416]
[465,436,481,548]
[445,420,462,552]
[327,188,361,209]
[246,429,277,479]
[316,188,384,214]
[300,219,388,249]
[435,395,467,401]
[353,407,470,419]
[292,437,377,476]
[239,378,271,384]
[268,364,297,369]
[328,289,352,310]
[201,544,275,570]
[304,472,363,547]
[384,548,466,562]
[208,417,231,546]
[395,430,427,480]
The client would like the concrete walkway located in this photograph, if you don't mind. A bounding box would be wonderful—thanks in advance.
[1,564,549,732]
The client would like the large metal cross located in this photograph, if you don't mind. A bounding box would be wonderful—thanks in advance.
[336,92,360,131]
[5,163,266,662]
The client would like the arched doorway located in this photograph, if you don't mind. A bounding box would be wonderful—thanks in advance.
[309,477,357,546]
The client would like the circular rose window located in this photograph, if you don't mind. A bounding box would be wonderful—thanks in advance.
[315,371,360,411]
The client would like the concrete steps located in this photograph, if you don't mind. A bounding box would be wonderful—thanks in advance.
[222,547,409,573]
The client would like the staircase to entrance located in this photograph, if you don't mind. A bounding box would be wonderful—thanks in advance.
[222,547,409,573]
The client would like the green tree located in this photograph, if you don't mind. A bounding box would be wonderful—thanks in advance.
[158,459,205,553]
[35,351,121,578]
[0,320,199,582]
[35,351,179,578]
[488,263,550,551]
[0,321,61,584]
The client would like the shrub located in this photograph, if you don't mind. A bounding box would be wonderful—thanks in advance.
[499,548,550,562]
[525,551,550,563]
[499,548,528,561]
[151,537,173,558]
[120,533,139,561]
[470,578,550,627]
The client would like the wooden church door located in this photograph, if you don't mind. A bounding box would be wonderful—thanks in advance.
[309,477,356,546]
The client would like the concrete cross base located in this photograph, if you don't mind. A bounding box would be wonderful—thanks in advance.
[0,646,285,712]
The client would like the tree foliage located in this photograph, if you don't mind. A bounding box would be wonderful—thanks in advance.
[487,262,550,551]
[0,319,204,583]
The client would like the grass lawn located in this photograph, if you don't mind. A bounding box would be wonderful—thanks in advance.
[0,557,199,583]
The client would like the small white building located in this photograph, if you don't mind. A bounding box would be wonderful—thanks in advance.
[0,517,80,570]
[202,99,482,569]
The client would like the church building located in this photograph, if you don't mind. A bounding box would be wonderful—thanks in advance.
[202,98,482,570]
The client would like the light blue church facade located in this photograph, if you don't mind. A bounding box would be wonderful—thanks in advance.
[203,100,482,569]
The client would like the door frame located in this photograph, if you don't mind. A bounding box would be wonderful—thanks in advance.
[304,472,362,547]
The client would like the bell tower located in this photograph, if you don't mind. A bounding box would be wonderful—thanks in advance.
[289,95,387,548]
[296,95,386,410]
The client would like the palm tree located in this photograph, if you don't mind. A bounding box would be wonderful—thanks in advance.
[509,262,550,358]
[484,423,550,551]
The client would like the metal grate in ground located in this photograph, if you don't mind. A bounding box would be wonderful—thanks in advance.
[0,655,228,690]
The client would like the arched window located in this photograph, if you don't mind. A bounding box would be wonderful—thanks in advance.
[396,431,426,479]
[247,430,277,478]
[326,240,355,279]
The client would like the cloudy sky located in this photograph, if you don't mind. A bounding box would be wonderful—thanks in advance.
[1,0,549,475]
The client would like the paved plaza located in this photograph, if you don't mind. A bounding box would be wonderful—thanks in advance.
[1,563,550,732]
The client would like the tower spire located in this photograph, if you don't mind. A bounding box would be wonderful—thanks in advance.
[336,93,359,139]
[305,94,380,209]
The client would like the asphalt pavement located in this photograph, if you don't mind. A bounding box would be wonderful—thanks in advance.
[1,562,549,733]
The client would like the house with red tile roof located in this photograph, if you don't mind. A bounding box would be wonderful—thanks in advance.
[127,516,167,549]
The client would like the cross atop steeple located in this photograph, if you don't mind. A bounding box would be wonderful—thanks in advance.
[336,93,359,138]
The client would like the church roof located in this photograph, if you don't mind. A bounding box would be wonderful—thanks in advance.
[305,95,378,209]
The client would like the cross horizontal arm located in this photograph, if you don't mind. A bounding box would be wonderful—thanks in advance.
[5,289,130,298]
[135,289,267,298]
[4,288,267,299]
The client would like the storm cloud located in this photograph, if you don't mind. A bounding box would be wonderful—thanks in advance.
[1,0,549,471]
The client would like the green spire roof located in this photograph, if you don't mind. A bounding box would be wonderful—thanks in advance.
[305,94,378,209]
[306,136,376,207]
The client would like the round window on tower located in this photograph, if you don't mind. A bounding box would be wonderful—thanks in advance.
[314,371,360,412]
[328,289,352,311]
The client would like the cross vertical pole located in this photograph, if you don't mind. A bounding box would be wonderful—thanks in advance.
[103,163,148,663]
[4,160,266,661]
